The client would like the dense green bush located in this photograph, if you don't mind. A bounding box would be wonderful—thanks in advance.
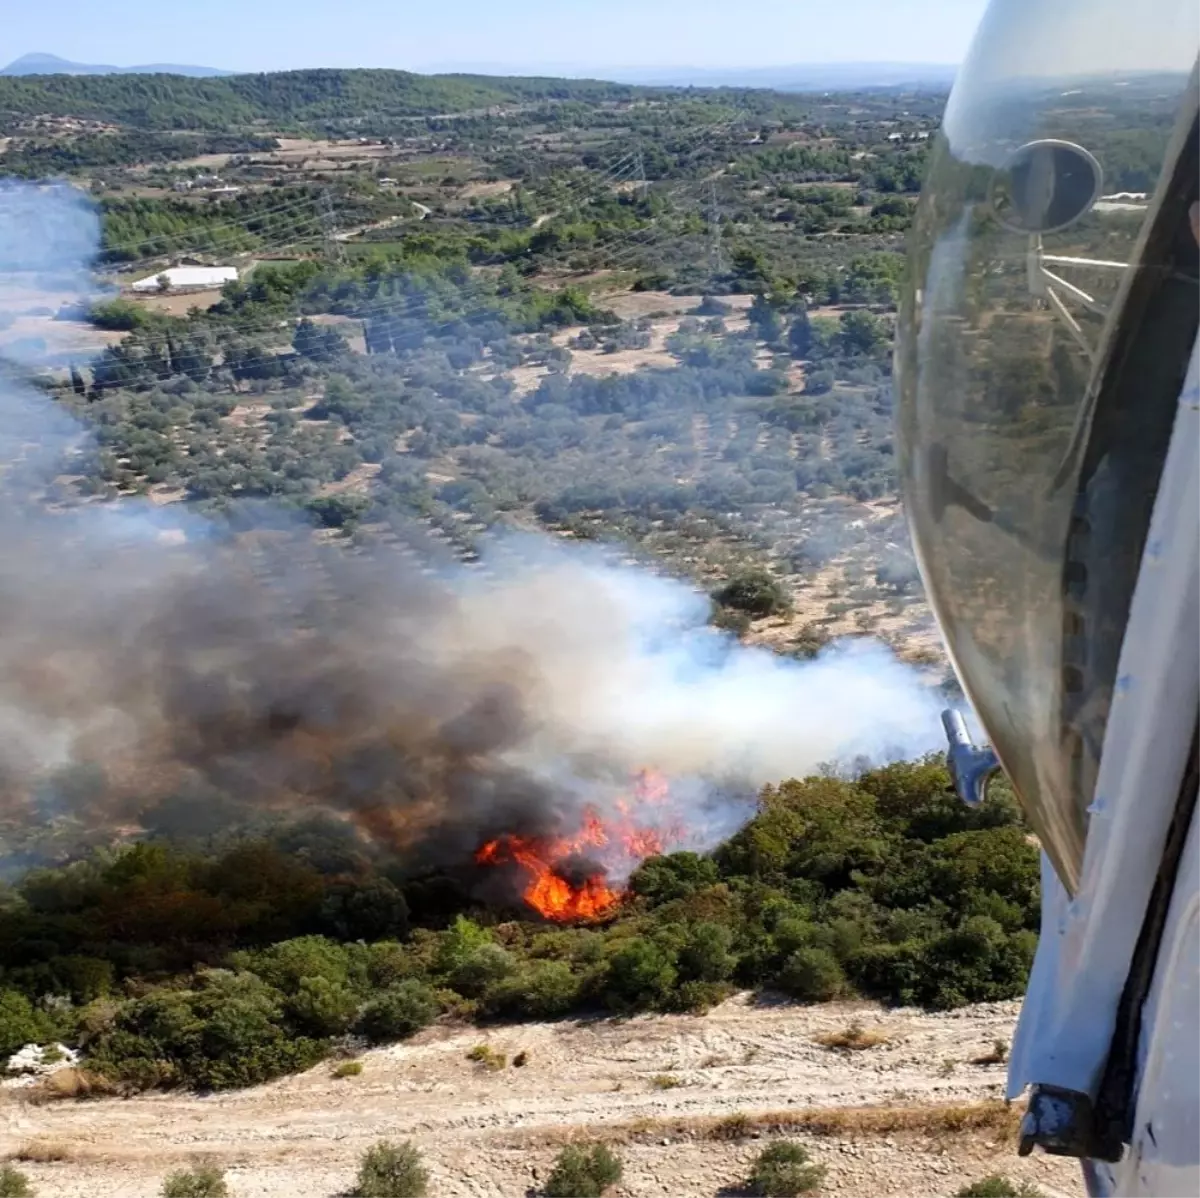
[749,1141,826,1197]
[603,938,678,1012]
[449,944,517,997]
[0,1166,33,1198]
[542,1143,623,1198]
[160,1164,229,1198]
[0,990,53,1057]
[776,947,846,1002]
[287,976,360,1037]
[356,980,439,1043]
[713,569,793,618]
[479,960,582,1020]
[353,1141,429,1198]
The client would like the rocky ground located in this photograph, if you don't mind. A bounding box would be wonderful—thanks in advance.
[0,995,1086,1197]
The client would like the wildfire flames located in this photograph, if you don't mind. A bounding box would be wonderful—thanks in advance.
[475,768,679,921]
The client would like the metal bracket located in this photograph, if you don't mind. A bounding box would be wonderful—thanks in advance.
[941,709,1000,807]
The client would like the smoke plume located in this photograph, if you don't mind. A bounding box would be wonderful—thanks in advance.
[0,183,944,888]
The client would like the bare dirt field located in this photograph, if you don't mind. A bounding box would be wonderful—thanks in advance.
[3,996,1084,1198]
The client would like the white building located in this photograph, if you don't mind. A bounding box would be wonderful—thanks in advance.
[131,265,239,292]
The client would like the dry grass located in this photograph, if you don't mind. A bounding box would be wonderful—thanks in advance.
[518,1100,1019,1149]
[27,1068,114,1103]
[971,1039,1010,1067]
[10,1139,74,1163]
[814,1021,892,1052]
[651,1074,683,1090]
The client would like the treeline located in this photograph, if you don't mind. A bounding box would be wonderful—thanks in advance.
[0,132,277,177]
[97,184,400,263]
[0,69,648,134]
[0,759,1039,1092]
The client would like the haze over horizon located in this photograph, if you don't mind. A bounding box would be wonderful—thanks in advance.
[4,0,985,76]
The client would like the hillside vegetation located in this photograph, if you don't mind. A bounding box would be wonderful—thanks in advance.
[0,68,647,132]
[0,760,1038,1092]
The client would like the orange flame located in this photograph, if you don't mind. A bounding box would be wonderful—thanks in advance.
[475,769,682,921]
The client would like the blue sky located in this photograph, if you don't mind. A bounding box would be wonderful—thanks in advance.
[4,0,988,73]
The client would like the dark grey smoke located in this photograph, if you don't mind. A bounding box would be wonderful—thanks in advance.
[0,182,944,886]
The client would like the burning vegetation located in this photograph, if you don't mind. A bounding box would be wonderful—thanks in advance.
[475,769,679,920]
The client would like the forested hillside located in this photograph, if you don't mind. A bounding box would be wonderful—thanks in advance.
[0,68,647,133]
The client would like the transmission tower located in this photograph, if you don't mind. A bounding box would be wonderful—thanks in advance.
[707,179,724,277]
[320,188,344,263]
[634,148,648,201]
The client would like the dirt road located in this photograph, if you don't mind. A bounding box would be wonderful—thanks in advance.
[2,996,1085,1198]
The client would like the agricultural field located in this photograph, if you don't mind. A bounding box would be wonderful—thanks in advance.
[1,69,944,666]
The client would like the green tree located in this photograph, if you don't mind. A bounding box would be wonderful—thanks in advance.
[353,1141,429,1198]
[749,295,783,344]
[292,318,348,362]
[789,306,812,358]
[305,494,370,530]
[713,570,792,619]
[837,310,886,356]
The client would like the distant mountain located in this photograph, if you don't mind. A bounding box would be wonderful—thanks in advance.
[426,61,958,91]
[1,52,230,78]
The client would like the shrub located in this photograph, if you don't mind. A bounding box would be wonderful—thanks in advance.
[480,961,581,1020]
[542,1144,623,1198]
[333,1059,364,1078]
[603,938,677,1011]
[356,981,438,1044]
[651,1073,682,1089]
[353,1140,429,1198]
[0,1167,33,1198]
[12,1141,71,1163]
[955,1178,1045,1198]
[160,1164,229,1198]
[287,975,359,1037]
[815,1022,889,1051]
[236,936,353,994]
[450,944,517,998]
[678,922,736,983]
[0,990,52,1057]
[466,1044,506,1071]
[713,569,792,618]
[776,947,845,1002]
[749,1141,826,1197]
[435,915,493,976]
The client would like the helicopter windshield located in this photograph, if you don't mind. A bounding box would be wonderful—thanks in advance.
[896,0,1199,892]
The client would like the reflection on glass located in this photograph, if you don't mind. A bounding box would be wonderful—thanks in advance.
[896,0,1198,890]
